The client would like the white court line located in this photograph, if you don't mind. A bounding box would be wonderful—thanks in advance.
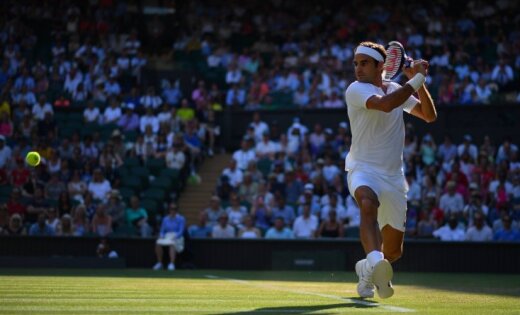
[205,274,415,313]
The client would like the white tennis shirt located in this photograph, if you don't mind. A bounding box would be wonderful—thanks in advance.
[344,81,418,176]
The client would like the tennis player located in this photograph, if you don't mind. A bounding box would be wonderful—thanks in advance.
[344,41,437,298]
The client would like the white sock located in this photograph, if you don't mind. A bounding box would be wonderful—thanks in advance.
[366,250,384,268]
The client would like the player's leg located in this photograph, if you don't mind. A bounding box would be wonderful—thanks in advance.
[381,224,404,263]
[353,185,383,298]
[354,186,382,254]
[370,176,407,298]
[153,244,164,270]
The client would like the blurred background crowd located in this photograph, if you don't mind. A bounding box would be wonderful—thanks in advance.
[0,0,518,242]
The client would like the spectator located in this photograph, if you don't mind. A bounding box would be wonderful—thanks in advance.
[226,195,247,229]
[271,196,296,226]
[265,217,294,239]
[221,159,243,188]
[0,136,12,169]
[439,181,465,218]
[433,215,465,241]
[29,213,54,236]
[251,194,272,232]
[465,213,493,241]
[211,213,235,238]
[5,213,26,235]
[88,169,112,201]
[68,170,87,202]
[233,139,256,171]
[0,112,13,137]
[125,196,152,237]
[494,215,520,241]
[140,86,163,110]
[204,196,225,227]
[91,205,113,237]
[417,209,437,238]
[318,210,344,238]
[188,211,212,238]
[457,134,478,160]
[238,215,262,238]
[105,190,126,229]
[102,98,123,124]
[153,203,186,271]
[117,103,139,132]
[45,207,60,233]
[140,107,160,134]
[292,203,318,238]
[7,188,27,221]
[83,101,101,124]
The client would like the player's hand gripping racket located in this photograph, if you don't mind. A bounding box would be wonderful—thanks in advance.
[383,41,413,81]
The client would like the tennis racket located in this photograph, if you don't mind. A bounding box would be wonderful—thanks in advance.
[383,41,413,81]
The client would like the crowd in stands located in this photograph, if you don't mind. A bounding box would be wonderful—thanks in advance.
[0,0,519,245]
[172,0,520,108]
[0,1,215,238]
[188,112,520,242]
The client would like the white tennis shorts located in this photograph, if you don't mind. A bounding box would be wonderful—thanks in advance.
[347,169,409,232]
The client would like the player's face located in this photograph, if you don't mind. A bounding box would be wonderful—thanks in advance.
[353,54,381,83]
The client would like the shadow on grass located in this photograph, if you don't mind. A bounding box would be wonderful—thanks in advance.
[1,269,519,298]
[212,302,375,315]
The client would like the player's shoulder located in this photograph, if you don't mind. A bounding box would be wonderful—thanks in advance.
[346,81,373,93]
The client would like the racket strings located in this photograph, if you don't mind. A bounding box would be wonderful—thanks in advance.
[384,47,402,80]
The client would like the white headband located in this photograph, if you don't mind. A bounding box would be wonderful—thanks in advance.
[355,46,384,62]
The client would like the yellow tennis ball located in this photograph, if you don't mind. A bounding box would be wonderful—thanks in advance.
[25,151,41,167]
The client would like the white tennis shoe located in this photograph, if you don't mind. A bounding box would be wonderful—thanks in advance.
[355,259,375,298]
[167,263,175,271]
[153,262,163,271]
[372,259,394,299]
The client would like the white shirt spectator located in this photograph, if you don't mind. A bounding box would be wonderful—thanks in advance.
[232,149,256,171]
[433,225,465,241]
[222,167,244,187]
[140,95,163,109]
[345,195,361,226]
[323,164,341,183]
[140,115,160,133]
[225,68,242,85]
[439,192,465,215]
[292,214,318,238]
[165,150,185,170]
[212,224,235,238]
[457,143,478,160]
[64,70,83,94]
[88,180,111,200]
[255,140,278,157]
[83,107,100,123]
[491,64,514,85]
[465,225,493,241]
[32,103,54,120]
[104,80,121,96]
[103,106,122,124]
[250,121,269,143]
[226,87,246,106]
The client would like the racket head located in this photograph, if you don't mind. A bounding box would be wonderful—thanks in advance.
[383,41,407,81]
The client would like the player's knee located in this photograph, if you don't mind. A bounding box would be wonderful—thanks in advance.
[384,247,403,263]
[359,197,379,216]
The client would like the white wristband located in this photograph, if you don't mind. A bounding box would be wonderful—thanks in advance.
[406,73,425,91]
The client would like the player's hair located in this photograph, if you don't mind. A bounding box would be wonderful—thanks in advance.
[358,41,386,64]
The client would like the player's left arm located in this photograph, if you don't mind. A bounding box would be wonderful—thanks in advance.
[404,60,437,123]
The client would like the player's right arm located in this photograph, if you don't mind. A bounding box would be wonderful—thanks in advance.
[365,62,427,113]
[365,85,416,113]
